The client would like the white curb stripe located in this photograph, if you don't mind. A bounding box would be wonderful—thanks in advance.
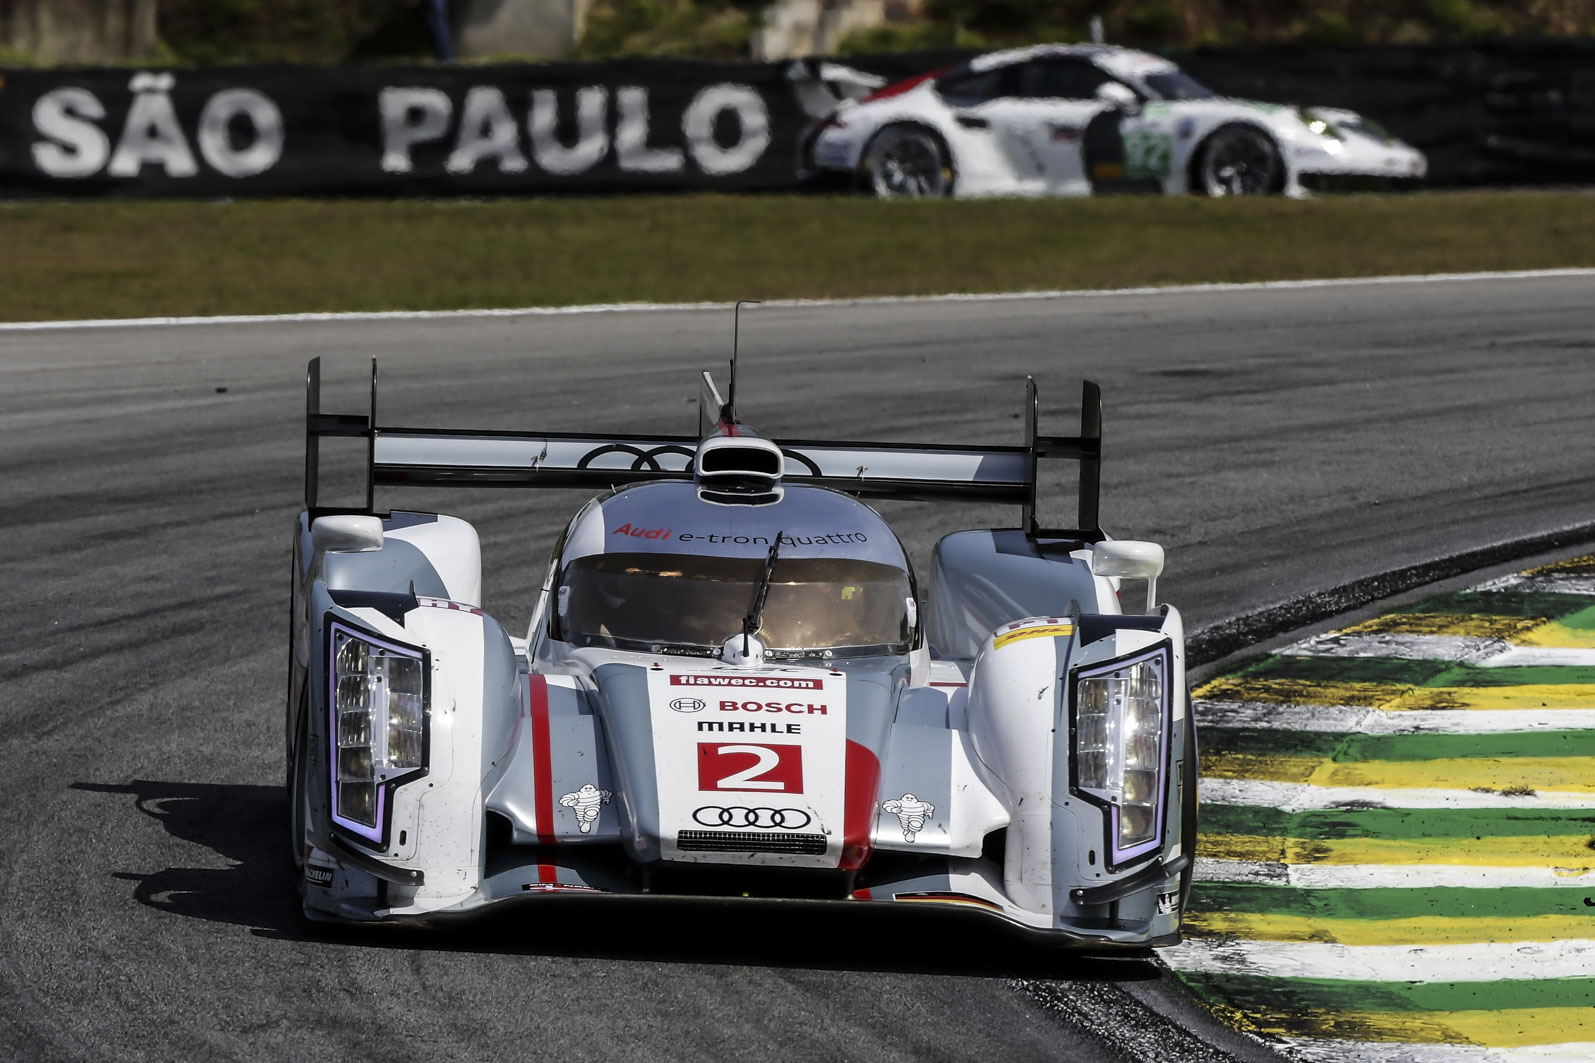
[1194,859,1595,889]
[1280,633,1595,667]
[3,268,1593,332]
[1198,777,1595,810]
[1275,1039,1595,1063]
[1160,937,1595,981]
[1474,573,1595,597]
[1194,700,1595,733]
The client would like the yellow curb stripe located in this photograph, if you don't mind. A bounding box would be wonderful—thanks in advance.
[1198,832,1595,868]
[1344,612,1595,648]
[1216,1004,1595,1047]
[1195,677,1595,710]
[1183,910,1595,947]
[1201,753,1595,792]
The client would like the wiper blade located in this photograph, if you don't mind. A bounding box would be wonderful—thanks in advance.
[743,530,783,654]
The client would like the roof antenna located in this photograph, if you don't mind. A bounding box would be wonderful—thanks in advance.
[729,299,761,414]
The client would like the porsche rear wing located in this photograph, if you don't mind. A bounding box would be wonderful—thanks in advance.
[305,358,1103,540]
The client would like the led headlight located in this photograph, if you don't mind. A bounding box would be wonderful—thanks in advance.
[1297,107,1343,140]
[328,621,428,845]
[1071,644,1171,870]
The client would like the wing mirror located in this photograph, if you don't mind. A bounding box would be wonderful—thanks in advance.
[1091,540,1165,610]
[311,514,385,554]
[1094,81,1140,114]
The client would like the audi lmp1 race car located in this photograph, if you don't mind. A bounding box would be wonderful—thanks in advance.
[805,43,1426,197]
[288,359,1195,948]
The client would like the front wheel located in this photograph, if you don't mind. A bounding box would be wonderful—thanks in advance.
[859,125,954,198]
[288,685,309,874]
[1194,125,1283,196]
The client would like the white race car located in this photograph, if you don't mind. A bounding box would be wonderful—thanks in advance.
[806,43,1427,197]
[288,359,1196,947]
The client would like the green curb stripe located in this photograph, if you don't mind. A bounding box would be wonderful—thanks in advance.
[1189,882,1595,921]
[1200,728,1595,762]
[1386,590,1595,620]
[1198,803,1595,841]
[1235,655,1595,688]
[1172,971,1595,1015]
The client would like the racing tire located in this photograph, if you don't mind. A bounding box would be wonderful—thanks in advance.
[1177,697,1198,915]
[288,684,309,875]
[858,124,955,199]
[1192,124,1283,197]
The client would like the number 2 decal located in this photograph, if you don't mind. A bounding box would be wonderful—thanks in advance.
[698,743,804,793]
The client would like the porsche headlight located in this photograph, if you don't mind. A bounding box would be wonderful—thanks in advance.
[1072,645,1170,869]
[329,622,427,842]
[1298,107,1343,140]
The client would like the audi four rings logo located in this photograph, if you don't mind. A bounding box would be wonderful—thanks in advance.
[670,698,706,713]
[692,806,812,829]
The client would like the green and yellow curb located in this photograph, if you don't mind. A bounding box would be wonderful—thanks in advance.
[1165,553,1595,1062]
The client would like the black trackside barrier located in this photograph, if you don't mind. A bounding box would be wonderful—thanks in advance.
[3,41,1592,198]
[303,358,1105,542]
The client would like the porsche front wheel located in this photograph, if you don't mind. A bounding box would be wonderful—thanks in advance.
[1195,125,1282,196]
[860,125,954,198]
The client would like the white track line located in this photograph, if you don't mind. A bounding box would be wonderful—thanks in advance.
[1160,937,1595,981]
[1199,777,1595,810]
[1276,1039,1595,1063]
[1194,700,1595,733]
[3,268,1593,332]
[1193,859,1595,889]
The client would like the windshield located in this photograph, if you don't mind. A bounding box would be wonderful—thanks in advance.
[559,552,912,657]
[1143,71,1216,100]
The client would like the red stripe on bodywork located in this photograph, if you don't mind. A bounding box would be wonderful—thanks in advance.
[853,887,872,900]
[529,674,557,845]
[538,863,558,885]
[840,739,881,871]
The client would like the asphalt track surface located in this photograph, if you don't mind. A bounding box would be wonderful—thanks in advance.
[2,274,1591,1063]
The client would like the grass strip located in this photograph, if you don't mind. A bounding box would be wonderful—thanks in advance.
[1190,882,1595,921]
[1173,972,1595,1018]
[1199,728,1595,761]
[2,191,1594,322]
[1198,803,1595,841]
[1232,656,1595,688]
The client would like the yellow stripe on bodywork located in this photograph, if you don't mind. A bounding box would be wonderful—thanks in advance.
[1210,1003,1595,1047]
[1199,832,1595,869]
[1183,910,1595,947]
[993,623,1074,650]
[1195,677,1595,711]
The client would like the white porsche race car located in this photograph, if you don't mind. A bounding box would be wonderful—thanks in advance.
[806,44,1427,197]
[288,359,1195,948]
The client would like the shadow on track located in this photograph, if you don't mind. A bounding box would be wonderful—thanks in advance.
[75,778,1157,983]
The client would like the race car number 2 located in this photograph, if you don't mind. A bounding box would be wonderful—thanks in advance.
[698,743,804,793]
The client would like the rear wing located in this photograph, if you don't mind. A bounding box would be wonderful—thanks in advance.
[305,358,1103,540]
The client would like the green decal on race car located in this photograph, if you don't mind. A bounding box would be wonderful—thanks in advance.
[1124,130,1173,180]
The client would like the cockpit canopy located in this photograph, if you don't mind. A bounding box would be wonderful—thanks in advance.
[553,482,915,658]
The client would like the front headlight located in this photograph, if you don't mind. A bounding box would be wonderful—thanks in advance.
[1072,644,1170,869]
[329,621,428,844]
[1297,107,1343,140]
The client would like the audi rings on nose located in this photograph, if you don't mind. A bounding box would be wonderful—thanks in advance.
[692,806,812,829]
